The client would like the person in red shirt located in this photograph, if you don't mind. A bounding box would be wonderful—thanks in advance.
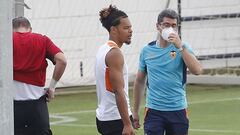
[12,16,67,135]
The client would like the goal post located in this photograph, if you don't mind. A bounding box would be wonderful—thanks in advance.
[0,0,14,134]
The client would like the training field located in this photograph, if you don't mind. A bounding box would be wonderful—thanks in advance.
[49,84,240,135]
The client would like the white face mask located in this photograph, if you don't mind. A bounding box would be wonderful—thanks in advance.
[161,27,177,41]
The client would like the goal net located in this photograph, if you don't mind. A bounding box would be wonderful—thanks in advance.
[180,1,240,84]
[22,0,240,87]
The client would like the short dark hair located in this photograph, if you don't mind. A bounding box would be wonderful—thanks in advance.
[157,9,179,24]
[12,16,31,29]
[99,5,128,32]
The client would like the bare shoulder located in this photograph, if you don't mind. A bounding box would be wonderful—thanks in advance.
[106,48,124,67]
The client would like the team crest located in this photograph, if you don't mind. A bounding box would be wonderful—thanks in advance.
[170,51,176,58]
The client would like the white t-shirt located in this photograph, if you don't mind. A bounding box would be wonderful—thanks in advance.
[13,80,46,100]
[95,40,132,121]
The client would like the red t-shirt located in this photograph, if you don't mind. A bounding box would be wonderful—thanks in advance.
[13,32,62,86]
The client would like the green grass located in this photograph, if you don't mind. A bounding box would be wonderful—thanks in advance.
[48,84,240,135]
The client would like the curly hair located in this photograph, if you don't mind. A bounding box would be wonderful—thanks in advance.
[99,5,128,32]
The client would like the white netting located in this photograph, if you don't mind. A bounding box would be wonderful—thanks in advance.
[22,0,240,87]
[180,1,240,84]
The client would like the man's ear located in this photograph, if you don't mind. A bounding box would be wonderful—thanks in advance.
[29,27,32,32]
[110,26,117,34]
[156,23,161,31]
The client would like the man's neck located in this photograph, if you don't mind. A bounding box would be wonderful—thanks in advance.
[158,38,168,48]
[14,27,31,33]
[109,37,123,48]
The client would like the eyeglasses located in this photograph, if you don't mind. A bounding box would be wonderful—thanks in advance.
[160,22,178,30]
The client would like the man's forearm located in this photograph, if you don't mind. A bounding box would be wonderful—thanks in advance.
[181,49,202,75]
[52,60,67,81]
[115,90,131,126]
[133,81,144,113]
[52,53,67,81]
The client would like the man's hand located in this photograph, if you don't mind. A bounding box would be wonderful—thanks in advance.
[133,112,141,129]
[46,88,55,102]
[168,33,182,49]
[122,124,135,135]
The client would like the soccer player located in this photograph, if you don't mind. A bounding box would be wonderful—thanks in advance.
[13,17,67,135]
[133,9,202,135]
[95,5,135,135]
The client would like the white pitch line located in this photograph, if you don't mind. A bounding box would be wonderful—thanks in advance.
[52,110,95,115]
[55,124,96,127]
[50,97,240,116]
[50,114,77,125]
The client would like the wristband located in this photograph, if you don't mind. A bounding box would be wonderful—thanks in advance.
[49,79,58,89]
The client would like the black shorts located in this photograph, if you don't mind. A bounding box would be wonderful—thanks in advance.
[96,116,133,135]
[14,95,52,135]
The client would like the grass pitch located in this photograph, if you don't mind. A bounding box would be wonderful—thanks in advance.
[49,84,240,135]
